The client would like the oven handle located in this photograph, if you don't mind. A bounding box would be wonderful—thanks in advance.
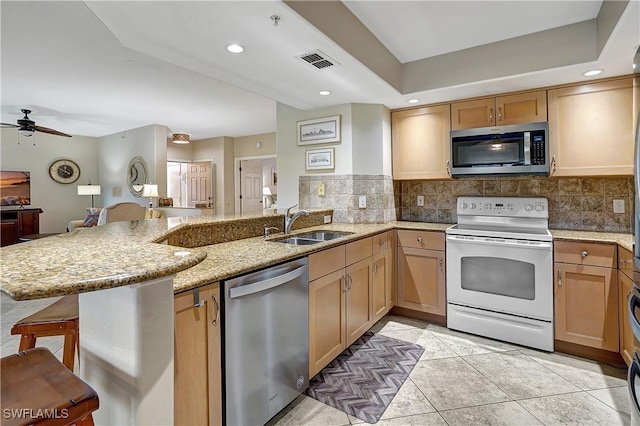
[446,234,552,250]
[628,294,640,341]
[628,353,640,418]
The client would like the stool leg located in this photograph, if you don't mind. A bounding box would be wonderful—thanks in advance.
[62,332,77,371]
[18,334,36,352]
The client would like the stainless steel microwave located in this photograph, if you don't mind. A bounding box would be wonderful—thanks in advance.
[450,122,549,177]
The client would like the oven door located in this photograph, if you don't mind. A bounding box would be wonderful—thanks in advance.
[446,234,553,321]
[628,292,640,425]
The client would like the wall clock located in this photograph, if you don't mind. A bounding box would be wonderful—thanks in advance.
[49,159,80,184]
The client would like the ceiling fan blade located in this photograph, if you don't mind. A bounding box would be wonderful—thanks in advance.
[33,125,72,137]
[0,123,19,128]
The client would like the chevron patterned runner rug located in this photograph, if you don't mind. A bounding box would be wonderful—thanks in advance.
[305,332,424,424]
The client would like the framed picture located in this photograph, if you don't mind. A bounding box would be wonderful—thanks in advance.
[297,115,341,145]
[305,148,335,171]
[271,168,277,186]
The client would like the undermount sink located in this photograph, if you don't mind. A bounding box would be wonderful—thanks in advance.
[270,230,354,245]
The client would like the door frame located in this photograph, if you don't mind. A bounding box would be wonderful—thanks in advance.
[234,155,276,214]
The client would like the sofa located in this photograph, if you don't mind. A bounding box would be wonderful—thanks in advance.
[67,203,164,232]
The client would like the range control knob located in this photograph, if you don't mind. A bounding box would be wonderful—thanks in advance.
[535,203,545,212]
[461,202,468,209]
[524,204,534,212]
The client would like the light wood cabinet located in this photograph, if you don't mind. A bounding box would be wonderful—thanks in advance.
[451,91,547,130]
[308,236,375,377]
[548,77,635,176]
[619,246,639,366]
[391,105,451,180]
[396,230,446,317]
[372,231,393,323]
[554,242,619,352]
[174,283,222,426]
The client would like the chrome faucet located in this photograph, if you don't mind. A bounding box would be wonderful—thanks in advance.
[284,204,310,234]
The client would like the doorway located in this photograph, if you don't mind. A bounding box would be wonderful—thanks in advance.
[167,161,214,208]
[235,156,276,215]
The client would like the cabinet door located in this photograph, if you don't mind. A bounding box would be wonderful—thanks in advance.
[396,246,446,316]
[372,248,392,323]
[18,210,39,236]
[392,105,451,180]
[174,283,222,426]
[345,258,373,347]
[451,98,495,130]
[496,91,547,125]
[309,269,346,377]
[619,271,639,366]
[1,220,18,246]
[554,263,619,351]
[548,78,634,176]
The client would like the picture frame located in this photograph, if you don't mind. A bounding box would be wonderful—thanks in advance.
[297,115,341,145]
[305,148,335,171]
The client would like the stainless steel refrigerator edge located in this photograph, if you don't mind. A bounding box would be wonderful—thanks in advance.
[223,258,309,426]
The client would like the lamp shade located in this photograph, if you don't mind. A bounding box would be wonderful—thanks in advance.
[263,186,272,196]
[142,184,159,197]
[77,185,101,196]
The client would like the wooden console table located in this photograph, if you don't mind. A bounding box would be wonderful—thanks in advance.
[1,208,43,247]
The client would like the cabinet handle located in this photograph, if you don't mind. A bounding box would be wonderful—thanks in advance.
[193,288,206,308]
[211,294,220,326]
[342,276,347,293]
[620,259,629,266]
[417,237,422,243]
[373,262,378,275]
[497,107,502,122]
[439,258,443,272]
[580,250,589,259]
[551,155,557,174]
[446,160,451,176]
[379,239,385,247]
[346,274,352,291]
[489,108,494,122]
[557,269,562,287]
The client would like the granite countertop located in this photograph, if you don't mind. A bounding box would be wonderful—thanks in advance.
[0,212,633,301]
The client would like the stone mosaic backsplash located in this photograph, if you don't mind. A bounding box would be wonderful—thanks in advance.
[299,175,396,224]
[396,176,634,233]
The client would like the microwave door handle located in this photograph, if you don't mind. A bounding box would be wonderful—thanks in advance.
[524,131,531,165]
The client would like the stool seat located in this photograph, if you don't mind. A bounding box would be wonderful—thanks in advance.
[1,348,98,426]
[11,295,79,371]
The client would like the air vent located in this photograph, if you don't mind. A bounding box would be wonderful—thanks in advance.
[297,50,339,70]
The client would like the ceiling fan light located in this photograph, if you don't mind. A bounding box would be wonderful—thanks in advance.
[172,133,190,144]
[18,127,34,137]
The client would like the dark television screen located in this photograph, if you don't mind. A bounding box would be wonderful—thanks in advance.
[0,171,31,206]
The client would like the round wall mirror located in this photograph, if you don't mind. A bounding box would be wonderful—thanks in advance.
[127,156,148,197]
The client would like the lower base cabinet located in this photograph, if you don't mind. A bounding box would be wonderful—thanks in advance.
[372,232,393,323]
[174,283,222,426]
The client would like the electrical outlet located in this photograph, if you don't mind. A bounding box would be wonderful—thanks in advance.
[358,195,367,209]
[417,195,424,207]
[613,199,625,214]
[318,183,325,197]
[323,214,332,224]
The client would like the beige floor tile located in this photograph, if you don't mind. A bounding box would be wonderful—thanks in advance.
[517,391,630,426]
[426,324,521,356]
[410,357,511,411]
[364,413,446,426]
[377,328,458,360]
[368,315,430,334]
[588,386,632,419]
[522,348,627,390]
[269,395,350,426]
[439,401,544,426]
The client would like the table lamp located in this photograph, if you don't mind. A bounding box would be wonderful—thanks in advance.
[142,184,159,211]
[77,182,101,208]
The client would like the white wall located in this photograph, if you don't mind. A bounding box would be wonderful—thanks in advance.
[351,104,391,175]
[234,132,276,158]
[0,128,99,233]
[98,124,168,207]
[167,142,193,162]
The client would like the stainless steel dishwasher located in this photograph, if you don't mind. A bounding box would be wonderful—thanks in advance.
[223,257,309,426]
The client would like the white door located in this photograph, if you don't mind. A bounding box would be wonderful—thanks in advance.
[240,160,263,214]
[187,162,212,208]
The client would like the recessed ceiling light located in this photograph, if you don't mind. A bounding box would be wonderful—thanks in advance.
[318,90,331,96]
[407,99,420,104]
[582,69,603,77]
[226,44,244,54]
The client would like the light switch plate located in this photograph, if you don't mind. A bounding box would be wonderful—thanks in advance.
[318,183,325,197]
[613,199,625,214]
[358,195,367,209]
[417,195,424,207]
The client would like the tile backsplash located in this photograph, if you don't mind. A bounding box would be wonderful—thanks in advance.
[396,176,634,233]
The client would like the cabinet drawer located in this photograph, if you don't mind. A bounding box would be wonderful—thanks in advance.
[619,246,636,278]
[554,241,617,268]
[309,245,346,281]
[397,230,445,250]
[372,231,391,255]
[346,237,373,266]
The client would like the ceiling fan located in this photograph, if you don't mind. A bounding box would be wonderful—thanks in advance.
[1,109,72,137]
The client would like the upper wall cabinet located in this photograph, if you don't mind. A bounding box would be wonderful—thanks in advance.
[548,77,636,177]
[392,104,451,180]
[451,91,547,130]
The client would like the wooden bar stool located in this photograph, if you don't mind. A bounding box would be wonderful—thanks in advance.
[11,294,79,371]
[1,347,98,426]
